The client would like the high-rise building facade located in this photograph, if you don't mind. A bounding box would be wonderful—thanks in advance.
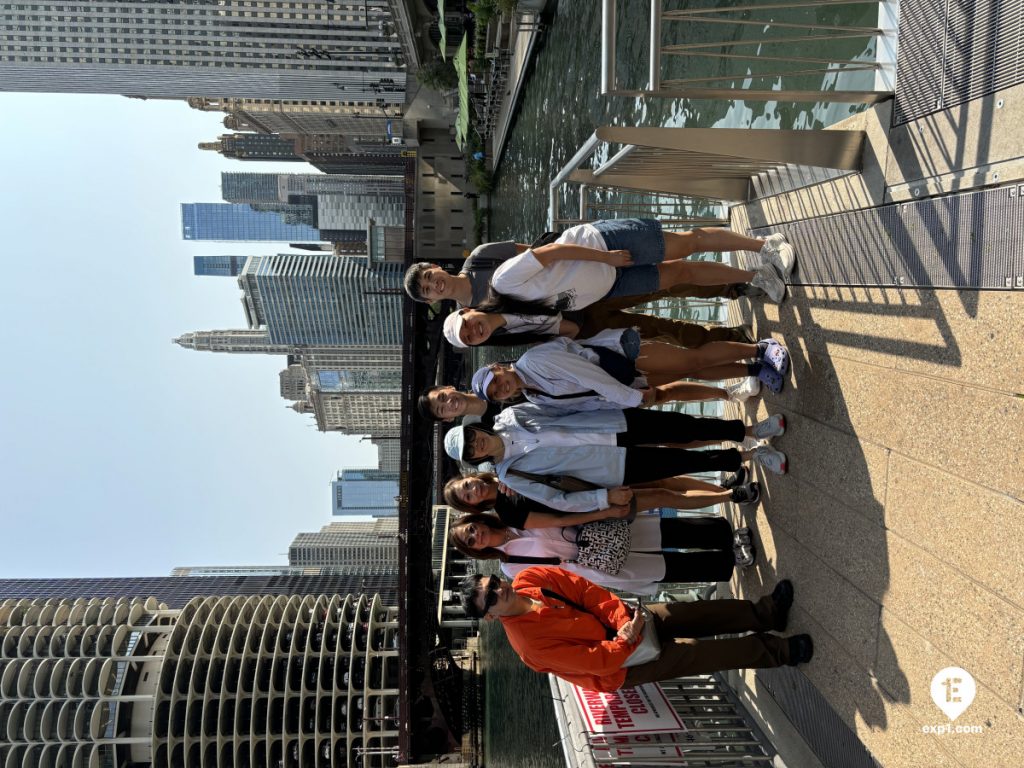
[238,254,402,346]
[219,173,406,231]
[0,1,406,101]
[294,391,402,435]
[0,573,397,609]
[289,520,400,567]
[193,256,248,277]
[372,438,403,474]
[199,133,305,163]
[331,470,400,518]
[181,203,321,243]
[190,97,403,143]
[0,591,402,767]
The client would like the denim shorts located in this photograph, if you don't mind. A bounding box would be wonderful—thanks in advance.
[593,218,665,264]
[594,218,664,299]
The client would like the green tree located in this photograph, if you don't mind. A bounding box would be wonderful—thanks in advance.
[416,57,458,91]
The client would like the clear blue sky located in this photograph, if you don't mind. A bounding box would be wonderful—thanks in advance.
[0,93,378,578]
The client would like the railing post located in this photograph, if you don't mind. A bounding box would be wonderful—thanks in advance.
[600,0,616,95]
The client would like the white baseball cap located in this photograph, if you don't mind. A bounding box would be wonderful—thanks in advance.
[444,425,467,461]
[443,310,468,348]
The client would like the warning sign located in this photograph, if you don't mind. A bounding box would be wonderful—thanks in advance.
[571,683,684,735]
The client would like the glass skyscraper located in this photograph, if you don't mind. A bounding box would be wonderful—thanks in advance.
[193,256,248,277]
[181,203,322,242]
[331,470,400,518]
[239,254,403,345]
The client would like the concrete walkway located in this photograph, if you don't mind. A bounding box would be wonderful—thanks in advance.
[719,96,1024,768]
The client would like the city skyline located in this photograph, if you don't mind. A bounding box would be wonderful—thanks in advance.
[0,92,387,580]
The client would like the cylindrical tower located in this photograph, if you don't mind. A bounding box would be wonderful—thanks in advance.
[0,592,400,768]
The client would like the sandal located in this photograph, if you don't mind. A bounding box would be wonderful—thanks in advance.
[756,365,784,394]
[759,340,790,376]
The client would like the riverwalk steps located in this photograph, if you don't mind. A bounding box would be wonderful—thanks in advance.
[719,94,1024,768]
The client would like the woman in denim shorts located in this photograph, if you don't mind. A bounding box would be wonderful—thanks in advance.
[486,218,793,313]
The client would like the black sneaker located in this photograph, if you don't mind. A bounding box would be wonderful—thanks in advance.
[722,466,750,489]
[730,482,761,506]
[734,541,757,567]
[787,634,814,666]
[771,579,794,630]
[733,526,751,546]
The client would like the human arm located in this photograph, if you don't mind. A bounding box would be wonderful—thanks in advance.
[532,242,633,267]
[516,568,636,674]
[499,472,610,512]
[521,504,632,529]
[530,342,644,409]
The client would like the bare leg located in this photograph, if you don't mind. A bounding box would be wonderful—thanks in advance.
[634,488,732,511]
[637,341,758,378]
[634,476,728,493]
[663,228,766,261]
[657,259,755,289]
[687,363,751,380]
[643,379,729,403]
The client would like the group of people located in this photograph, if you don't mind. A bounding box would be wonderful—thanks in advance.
[404,218,813,692]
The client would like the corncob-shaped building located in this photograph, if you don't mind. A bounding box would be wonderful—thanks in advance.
[0,592,400,768]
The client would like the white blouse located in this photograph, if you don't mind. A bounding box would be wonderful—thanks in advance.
[497,512,666,595]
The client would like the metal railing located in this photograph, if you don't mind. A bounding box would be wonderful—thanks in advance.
[602,0,898,104]
[551,672,775,766]
[548,126,865,224]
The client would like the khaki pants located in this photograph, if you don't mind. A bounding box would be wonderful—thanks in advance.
[580,283,751,348]
[622,596,790,687]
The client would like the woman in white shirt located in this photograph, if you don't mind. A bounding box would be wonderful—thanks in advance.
[489,219,794,308]
[448,511,751,596]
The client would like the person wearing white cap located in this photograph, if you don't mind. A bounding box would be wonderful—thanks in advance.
[442,404,789,513]
[469,328,761,410]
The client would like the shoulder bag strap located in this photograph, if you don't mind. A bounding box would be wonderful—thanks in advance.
[539,588,616,641]
[503,554,563,565]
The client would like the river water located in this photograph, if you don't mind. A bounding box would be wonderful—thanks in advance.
[480,2,879,765]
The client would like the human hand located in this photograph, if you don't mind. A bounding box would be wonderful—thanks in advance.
[497,482,518,498]
[607,487,633,505]
[606,249,634,267]
[617,609,645,644]
[603,504,632,519]
[639,387,657,407]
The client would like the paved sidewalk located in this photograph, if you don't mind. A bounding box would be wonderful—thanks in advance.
[720,276,1024,767]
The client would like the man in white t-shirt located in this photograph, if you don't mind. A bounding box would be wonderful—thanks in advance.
[404,221,794,346]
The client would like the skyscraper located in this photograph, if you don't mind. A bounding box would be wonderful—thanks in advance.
[181,203,322,243]
[193,256,248,277]
[0,591,403,767]
[331,470,400,518]
[238,254,402,346]
[199,134,304,163]
[289,519,401,565]
[372,438,403,474]
[220,172,406,231]
[0,573,396,609]
[0,1,407,101]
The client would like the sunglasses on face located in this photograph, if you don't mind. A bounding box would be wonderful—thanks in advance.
[479,575,500,616]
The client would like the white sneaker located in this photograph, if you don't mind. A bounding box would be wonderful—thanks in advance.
[726,376,761,402]
[753,413,786,439]
[754,445,788,475]
[751,264,787,303]
[760,233,796,277]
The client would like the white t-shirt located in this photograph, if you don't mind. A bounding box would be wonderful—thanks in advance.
[490,223,614,311]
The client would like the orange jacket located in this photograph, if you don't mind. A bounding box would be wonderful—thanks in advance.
[501,566,638,692]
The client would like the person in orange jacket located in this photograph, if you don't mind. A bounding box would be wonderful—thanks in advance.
[458,566,812,692]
